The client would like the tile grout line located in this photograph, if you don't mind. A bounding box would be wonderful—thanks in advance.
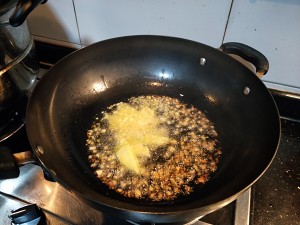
[222,0,234,44]
[72,0,83,48]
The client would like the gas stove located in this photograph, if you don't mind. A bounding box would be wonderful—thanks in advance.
[0,152,250,225]
[0,42,299,225]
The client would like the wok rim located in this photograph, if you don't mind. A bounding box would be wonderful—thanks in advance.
[26,35,281,219]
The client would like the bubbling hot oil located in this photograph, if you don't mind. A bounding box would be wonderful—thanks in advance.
[86,95,221,201]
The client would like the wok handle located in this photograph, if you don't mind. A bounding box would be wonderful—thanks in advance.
[0,147,54,181]
[220,42,269,77]
[0,147,20,179]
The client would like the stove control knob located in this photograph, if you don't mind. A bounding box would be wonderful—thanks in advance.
[9,204,45,225]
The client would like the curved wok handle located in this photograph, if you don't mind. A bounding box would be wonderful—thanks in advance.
[0,147,54,181]
[0,147,20,179]
[220,42,269,77]
[0,148,36,179]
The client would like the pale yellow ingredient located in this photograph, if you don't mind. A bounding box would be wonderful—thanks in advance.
[105,103,169,173]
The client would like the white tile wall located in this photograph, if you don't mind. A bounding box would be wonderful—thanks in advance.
[26,0,300,93]
[73,0,232,48]
[224,0,300,94]
[27,0,81,48]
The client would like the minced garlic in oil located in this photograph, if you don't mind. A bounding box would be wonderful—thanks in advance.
[86,95,221,201]
[104,103,169,173]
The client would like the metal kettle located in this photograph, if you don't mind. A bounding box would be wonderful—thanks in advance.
[0,0,46,140]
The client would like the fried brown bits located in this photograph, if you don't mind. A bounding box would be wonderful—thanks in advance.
[87,95,221,201]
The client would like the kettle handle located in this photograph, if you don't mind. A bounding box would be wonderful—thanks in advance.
[9,0,47,27]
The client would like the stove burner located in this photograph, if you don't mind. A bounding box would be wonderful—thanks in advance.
[125,201,235,225]
[126,217,206,225]
[0,96,28,142]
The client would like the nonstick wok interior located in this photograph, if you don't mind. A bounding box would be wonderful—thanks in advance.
[26,36,280,223]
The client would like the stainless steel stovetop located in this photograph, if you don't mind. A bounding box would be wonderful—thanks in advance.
[0,161,251,225]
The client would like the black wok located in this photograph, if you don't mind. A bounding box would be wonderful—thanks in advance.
[26,36,280,223]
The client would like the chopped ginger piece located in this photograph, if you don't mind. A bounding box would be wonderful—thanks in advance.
[105,103,169,173]
[116,143,141,174]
